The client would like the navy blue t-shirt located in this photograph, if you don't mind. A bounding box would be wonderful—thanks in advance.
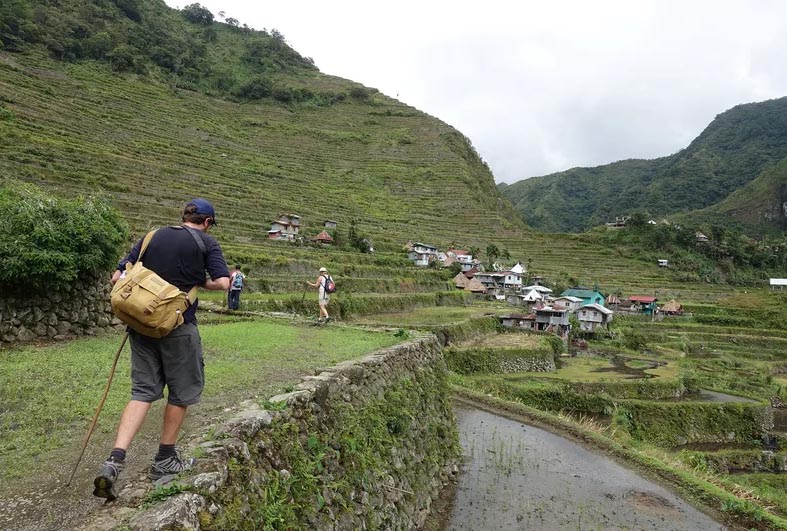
[117,226,230,324]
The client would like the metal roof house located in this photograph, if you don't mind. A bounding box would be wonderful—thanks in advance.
[560,287,605,307]
[577,303,614,333]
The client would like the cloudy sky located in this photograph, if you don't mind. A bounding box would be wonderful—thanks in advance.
[166,0,787,184]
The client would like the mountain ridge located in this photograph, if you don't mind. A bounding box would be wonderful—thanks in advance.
[500,97,787,234]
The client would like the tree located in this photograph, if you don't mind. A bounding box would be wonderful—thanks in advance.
[467,246,480,260]
[501,248,511,261]
[182,3,214,25]
[348,219,371,253]
[486,243,500,262]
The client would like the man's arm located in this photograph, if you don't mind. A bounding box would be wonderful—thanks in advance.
[204,237,231,291]
[204,277,230,290]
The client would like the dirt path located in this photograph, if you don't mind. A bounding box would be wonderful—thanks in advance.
[442,405,727,531]
[0,383,283,531]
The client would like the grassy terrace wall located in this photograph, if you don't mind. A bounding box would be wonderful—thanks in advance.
[445,345,556,374]
[459,378,772,447]
[236,291,469,319]
[122,337,458,531]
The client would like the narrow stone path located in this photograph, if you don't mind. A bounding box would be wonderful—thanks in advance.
[443,406,727,531]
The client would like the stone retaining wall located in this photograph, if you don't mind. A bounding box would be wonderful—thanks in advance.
[0,274,116,344]
[123,336,458,531]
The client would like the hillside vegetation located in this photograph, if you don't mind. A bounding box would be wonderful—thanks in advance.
[679,157,787,235]
[0,1,782,298]
[500,97,787,234]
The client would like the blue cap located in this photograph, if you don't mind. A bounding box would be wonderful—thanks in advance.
[186,198,217,225]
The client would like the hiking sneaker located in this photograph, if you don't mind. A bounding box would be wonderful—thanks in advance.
[93,457,124,501]
[149,453,196,480]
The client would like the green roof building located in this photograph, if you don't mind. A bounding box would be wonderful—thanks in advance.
[560,287,605,307]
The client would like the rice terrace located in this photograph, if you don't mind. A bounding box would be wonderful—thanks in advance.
[3,1,787,530]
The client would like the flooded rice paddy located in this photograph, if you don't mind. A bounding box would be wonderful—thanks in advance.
[442,405,724,531]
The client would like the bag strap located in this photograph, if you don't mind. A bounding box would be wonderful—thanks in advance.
[179,225,207,255]
[138,230,158,261]
[178,226,207,304]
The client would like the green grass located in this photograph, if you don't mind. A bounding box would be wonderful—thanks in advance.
[524,356,678,382]
[0,319,401,482]
[350,304,504,327]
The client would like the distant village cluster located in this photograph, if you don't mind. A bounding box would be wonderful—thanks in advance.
[405,241,686,338]
[266,213,337,245]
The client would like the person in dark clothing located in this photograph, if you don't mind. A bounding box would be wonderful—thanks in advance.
[227,264,245,310]
[93,199,230,501]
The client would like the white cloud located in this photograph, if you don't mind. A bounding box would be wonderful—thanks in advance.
[165,0,787,183]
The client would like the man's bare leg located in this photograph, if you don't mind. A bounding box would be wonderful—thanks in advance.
[113,400,153,449]
[160,403,188,445]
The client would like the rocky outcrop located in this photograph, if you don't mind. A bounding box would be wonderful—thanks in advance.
[0,274,118,344]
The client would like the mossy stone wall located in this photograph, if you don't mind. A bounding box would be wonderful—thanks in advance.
[124,337,459,531]
[0,273,117,344]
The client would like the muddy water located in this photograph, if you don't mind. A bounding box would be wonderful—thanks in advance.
[444,406,725,531]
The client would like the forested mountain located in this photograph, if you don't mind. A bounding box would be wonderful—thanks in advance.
[500,97,787,233]
[678,157,787,236]
[0,0,524,251]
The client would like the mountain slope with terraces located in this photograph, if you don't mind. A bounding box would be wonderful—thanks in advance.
[0,1,749,300]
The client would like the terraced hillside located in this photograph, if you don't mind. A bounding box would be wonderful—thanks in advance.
[0,50,521,247]
[0,1,758,301]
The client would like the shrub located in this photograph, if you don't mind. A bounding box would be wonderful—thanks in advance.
[234,76,272,100]
[181,3,213,25]
[0,182,127,294]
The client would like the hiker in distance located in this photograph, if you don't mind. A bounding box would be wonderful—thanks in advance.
[306,266,334,323]
[227,264,245,310]
[93,199,230,501]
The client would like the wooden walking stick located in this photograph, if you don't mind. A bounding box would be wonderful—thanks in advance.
[66,331,129,487]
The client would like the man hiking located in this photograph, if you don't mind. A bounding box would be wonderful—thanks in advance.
[93,198,230,501]
[227,264,245,310]
[306,266,333,323]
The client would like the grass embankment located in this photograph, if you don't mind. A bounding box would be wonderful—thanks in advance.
[0,319,401,484]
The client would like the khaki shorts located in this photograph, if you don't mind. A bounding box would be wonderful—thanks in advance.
[129,323,204,406]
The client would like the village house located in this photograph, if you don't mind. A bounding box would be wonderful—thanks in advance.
[560,287,605,307]
[552,296,584,313]
[324,220,338,229]
[268,213,301,241]
[446,248,473,264]
[407,242,439,266]
[661,299,684,316]
[605,216,629,229]
[770,278,787,291]
[606,294,620,309]
[627,295,658,315]
[475,270,522,299]
[658,259,669,267]
[499,313,536,330]
[464,277,487,294]
[696,231,709,243]
[312,230,333,245]
[577,303,614,333]
[453,271,471,289]
[533,305,570,336]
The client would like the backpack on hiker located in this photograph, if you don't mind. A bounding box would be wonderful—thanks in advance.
[110,228,203,338]
[323,275,336,294]
[231,271,244,290]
